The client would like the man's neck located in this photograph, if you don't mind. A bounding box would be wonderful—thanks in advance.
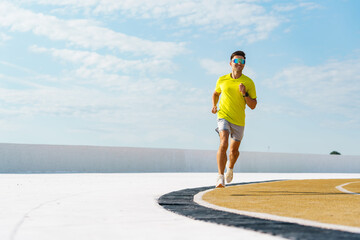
[231,70,242,79]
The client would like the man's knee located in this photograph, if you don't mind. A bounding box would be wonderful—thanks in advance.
[230,149,239,158]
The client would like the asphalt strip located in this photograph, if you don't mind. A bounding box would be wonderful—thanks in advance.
[157,180,360,240]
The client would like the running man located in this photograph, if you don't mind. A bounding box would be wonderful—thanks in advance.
[211,50,257,188]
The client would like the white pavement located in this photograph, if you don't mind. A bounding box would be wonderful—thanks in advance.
[1,173,359,240]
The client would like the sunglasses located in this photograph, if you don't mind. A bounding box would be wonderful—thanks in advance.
[233,58,245,64]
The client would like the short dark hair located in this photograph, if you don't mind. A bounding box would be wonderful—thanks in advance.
[230,51,246,61]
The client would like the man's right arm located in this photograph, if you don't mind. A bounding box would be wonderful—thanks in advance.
[212,91,220,114]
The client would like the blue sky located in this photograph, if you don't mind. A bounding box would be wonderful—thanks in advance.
[0,0,359,155]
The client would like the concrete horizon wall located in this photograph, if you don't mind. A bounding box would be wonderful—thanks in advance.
[0,143,359,173]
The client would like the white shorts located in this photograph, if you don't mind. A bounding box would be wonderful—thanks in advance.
[215,118,244,142]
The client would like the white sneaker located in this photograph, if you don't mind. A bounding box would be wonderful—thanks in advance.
[216,174,225,188]
[225,167,233,183]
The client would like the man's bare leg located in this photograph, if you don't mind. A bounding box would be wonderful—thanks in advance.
[228,139,240,169]
[225,139,240,183]
[217,130,229,175]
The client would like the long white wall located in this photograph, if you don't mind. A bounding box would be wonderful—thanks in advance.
[0,143,359,173]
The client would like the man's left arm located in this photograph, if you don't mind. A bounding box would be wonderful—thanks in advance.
[244,96,257,109]
[239,83,257,110]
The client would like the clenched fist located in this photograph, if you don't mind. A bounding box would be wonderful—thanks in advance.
[212,106,217,114]
[239,83,246,95]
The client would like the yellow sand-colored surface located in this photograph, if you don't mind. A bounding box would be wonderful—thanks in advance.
[343,181,360,194]
[202,179,360,227]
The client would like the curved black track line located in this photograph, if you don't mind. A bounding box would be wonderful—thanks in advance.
[158,180,360,240]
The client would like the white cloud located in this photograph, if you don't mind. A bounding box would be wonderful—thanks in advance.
[0,1,209,136]
[0,1,185,59]
[0,80,186,121]
[200,58,257,78]
[0,44,196,126]
[264,57,360,123]
[0,32,11,43]
[15,0,287,43]
[30,46,176,75]
[273,2,321,12]
[298,2,322,10]
[0,65,207,127]
[0,60,36,75]
[0,81,211,150]
[200,59,228,76]
[256,102,307,117]
[273,4,298,12]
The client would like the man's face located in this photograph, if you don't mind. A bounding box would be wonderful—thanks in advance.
[230,55,245,72]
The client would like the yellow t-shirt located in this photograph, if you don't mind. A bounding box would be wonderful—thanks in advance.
[215,73,257,126]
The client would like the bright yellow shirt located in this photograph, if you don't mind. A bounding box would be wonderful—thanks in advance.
[215,73,257,126]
